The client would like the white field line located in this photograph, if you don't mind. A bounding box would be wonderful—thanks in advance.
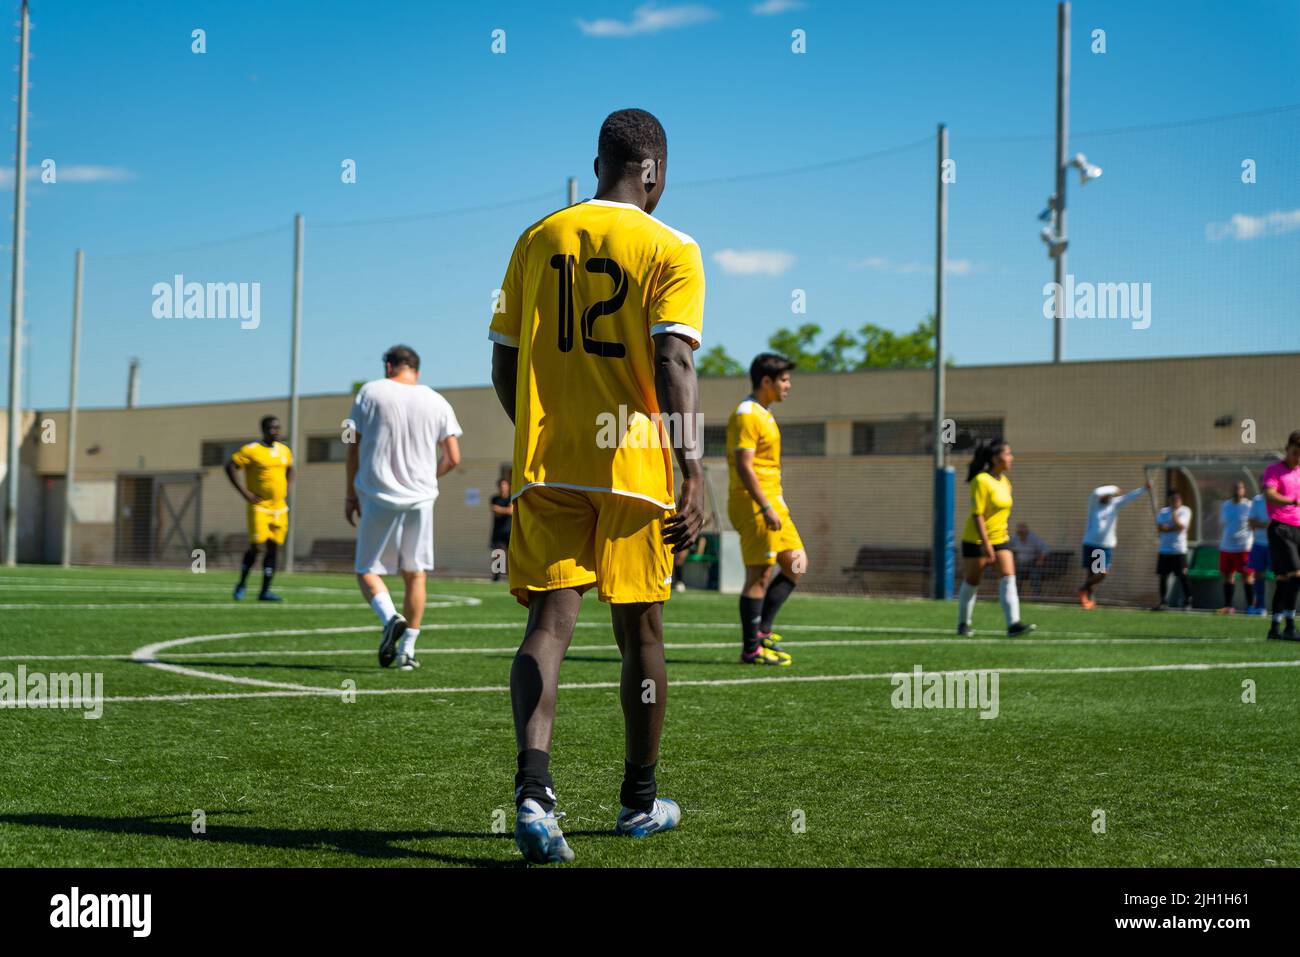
[0,593,481,612]
[0,635,1269,663]
[0,580,357,594]
[4,659,1297,708]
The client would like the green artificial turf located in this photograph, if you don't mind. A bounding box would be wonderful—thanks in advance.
[0,564,1295,867]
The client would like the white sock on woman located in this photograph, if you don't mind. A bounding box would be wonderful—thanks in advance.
[999,576,1021,627]
[958,581,978,628]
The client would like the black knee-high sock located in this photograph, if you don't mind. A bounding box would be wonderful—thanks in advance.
[238,547,257,588]
[1274,577,1299,618]
[261,541,278,595]
[759,573,797,634]
[1158,573,1170,605]
[1176,571,1192,606]
[740,595,763,654]
[1223,580,1235,609]
[515,748,556,812]
[620,760,657,813]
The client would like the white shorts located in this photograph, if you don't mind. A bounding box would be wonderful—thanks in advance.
[354,497,434,574]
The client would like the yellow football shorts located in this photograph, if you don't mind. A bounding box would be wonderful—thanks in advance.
[508,486,674,606]
[728,494,804,567]
[247,503,289,546]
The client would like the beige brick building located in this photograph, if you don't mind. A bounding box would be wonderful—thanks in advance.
[2,352,1295,606]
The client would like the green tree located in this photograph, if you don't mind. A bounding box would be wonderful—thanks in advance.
[695,344,744,377]
[766,323,824,371]
[855,314,941,369]
[816,330,859,372]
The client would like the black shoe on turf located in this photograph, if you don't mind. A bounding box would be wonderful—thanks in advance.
[956,624,973,638]
[1284,622,1299,642]
[378,614,407,668]
[1007,622,1036,638]
[1267,620,1282,641]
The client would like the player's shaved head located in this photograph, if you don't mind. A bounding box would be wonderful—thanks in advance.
[598,108,667,171]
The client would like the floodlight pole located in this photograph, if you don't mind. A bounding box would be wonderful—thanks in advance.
[62,250,83,568]
[567,176,577,206]
[932,123,954,601]
[4,0,30,567]
[1052,0,1070,363]
[285,213,303,573]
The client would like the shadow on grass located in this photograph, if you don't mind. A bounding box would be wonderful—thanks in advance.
[0,810,620,867]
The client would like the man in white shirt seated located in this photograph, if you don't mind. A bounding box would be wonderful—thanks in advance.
[1078,481,1152,609]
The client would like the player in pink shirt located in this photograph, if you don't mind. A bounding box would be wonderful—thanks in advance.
[1261,430,1300,640]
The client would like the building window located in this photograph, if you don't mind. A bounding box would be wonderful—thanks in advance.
[781,422,826,457]
[850,418,1004,456]
[307,436,348,463]
[200,440,247,467]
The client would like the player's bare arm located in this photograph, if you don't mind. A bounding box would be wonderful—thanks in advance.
[1265,486,1298,508]
[436,435,461,478]
[344,433,361,526]
[654,332,705,551]
[491,343,518,426]
[224,458,258,505]
[734,449,780,531]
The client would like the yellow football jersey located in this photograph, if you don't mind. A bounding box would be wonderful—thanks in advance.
[726,398,783,501]
[230,441,292,506]
[962,471,1013,545]
[489,199,705,509]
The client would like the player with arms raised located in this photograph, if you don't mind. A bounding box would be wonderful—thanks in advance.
[489,108,705,864]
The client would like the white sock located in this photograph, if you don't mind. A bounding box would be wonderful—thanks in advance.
[999,576,1021,627]
[370,591,397,625]
[398,628,419,657]
[958,581,978,627]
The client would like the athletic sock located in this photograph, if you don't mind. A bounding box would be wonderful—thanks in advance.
[1253,576,1267,608]
[1177,573,1193,606]
[237,550,255,588]
[1271,578,1293,619]
[515,748,556,813]
[759,573,796,634]
[370,591,398,625]
[1223,581,1234,609]
[740,595,763,654]
[998,576,1021,627]
[957,581,978,628]
[619,760,657,813]
[260,566,275,596]
[398,627,419,657]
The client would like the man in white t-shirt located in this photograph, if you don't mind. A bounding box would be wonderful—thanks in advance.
[345,345,462,671]
[1077,481,1152,609]
[1217,481,1254,614]
[1247,491,1271,615]
[1154,489,1193,611]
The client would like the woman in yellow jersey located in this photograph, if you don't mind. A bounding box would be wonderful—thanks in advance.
[957,438,1036,638]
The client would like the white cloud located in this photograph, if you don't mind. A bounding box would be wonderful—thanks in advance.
[712,248,795,275]
[1205,208,1300,242]
[854,256,975,275]
[752,0,804,14]
[577,3,718,37]
[0,164,132,188]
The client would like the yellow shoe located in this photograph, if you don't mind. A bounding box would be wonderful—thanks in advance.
[741,645,792,666]
[758,631,785,652]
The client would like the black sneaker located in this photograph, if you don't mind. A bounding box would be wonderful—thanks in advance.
[1284,621,1299,642]
[1007,622,1037,638]
[378,614,407,668]
[1267,620,1282,640]
[956,624,973,638]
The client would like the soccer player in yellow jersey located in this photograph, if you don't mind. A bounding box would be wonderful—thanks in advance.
[224,415,293,602]
[727,353,806,665]
[957,438,1035,638]
[489,109,704,864]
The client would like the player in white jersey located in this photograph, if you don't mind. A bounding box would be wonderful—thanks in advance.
[1077,481,1152,609]
[1217,481,1254,614]
[345,345,462,671]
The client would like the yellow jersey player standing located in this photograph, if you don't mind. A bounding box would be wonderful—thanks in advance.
[726,353,806,665]
[956,437,1035,638]
[489,108,705,864]
[224,415,293,602]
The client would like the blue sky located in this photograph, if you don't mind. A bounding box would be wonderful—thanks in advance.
[3,0,1298,410]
